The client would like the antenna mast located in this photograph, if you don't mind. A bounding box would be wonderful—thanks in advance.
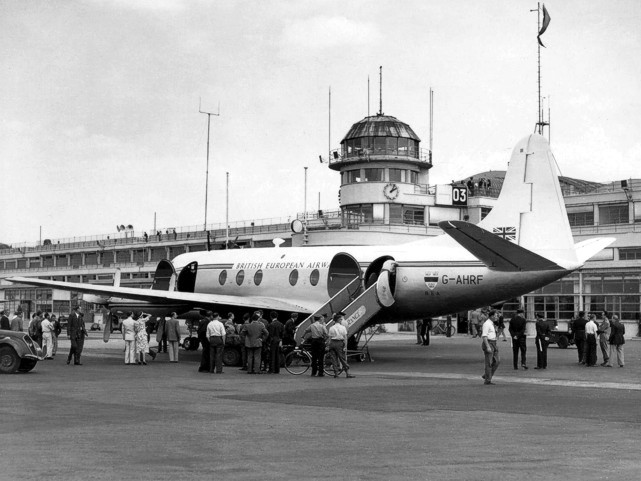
[378,66,383,115]
[532,2,550,136]
[199,99,220,232]
[429,88,434,164]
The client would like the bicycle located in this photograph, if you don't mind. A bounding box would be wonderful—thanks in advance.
[284,343,344,376]
[431,318,457,337]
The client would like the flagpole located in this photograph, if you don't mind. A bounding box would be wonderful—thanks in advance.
[537,2,542,134]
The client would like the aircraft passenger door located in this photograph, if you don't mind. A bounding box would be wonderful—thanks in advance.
[177,262,198,293]
[152,260,176,291]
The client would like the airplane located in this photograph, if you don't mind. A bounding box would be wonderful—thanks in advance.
[8,133,614,345]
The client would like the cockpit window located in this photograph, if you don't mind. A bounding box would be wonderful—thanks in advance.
[289,269,299,286]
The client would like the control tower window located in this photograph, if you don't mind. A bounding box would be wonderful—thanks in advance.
[389,169,404,182]
[409,171,418,184]
[386,137,398,155]
[408,140,418,158]
[398,138,409,155]
[346,169,361,183]
[374,137,386,155]
[342,204,374,225]
[364,168,383,182]
[390,204,425,225]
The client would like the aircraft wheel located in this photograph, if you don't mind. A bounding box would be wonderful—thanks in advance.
[183,337,194,350]
[222,346,241,366]
[0,346,20,374]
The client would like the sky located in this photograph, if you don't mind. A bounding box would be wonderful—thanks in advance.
[2,0,640,245]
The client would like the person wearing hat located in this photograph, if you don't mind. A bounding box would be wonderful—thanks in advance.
[302,313,329,377]
[508,308,528,370]
[67,304,88,365]
[534,313,551,369]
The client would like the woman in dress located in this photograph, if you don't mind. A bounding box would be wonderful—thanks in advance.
[135,313,151,365]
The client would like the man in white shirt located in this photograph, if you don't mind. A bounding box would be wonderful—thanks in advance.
[121,312,137,365]
[585,314,599,367]
[41,313,54,359]
[206,312,226,373]
[481,309,500,385]
[327,312,354,378]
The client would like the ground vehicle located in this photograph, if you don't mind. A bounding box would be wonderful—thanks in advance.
[0,330,44,374]
[284,344,343,376]
[548,321,575,349]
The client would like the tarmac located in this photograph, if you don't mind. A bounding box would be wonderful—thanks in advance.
[2,332,641,481]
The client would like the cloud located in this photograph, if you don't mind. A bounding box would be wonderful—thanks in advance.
[281,16,380,52]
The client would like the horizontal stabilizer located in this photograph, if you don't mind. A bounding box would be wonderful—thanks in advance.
[574,237,616,264]
[438,221,564,272]
[6,276,314,313]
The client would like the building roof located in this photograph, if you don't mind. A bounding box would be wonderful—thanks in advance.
[341,114,421,143]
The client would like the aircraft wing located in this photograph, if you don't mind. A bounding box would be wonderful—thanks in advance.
[6,276,314,313]
[438,220,565,272]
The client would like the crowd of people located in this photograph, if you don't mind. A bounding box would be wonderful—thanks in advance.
[193,309,353,378]
[474,307,628,386]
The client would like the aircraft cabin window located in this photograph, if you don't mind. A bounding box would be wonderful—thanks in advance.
[254,270,263,286]
[310,269,320,286]
[236,270,245,286]
[219,270,227,285]
[289,269,299,286]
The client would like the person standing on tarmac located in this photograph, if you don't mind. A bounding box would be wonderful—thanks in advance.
[585,314,599,367]
[267,312,284,374]
[598,311,611,367]
[67,305,87,365]
[327,313,354,378]
[243,314,268,374]
[572,312,588,365]
[303,314,329,377]
[481,310,500,385]
[534,313,551,370]
[283,312,298,347]
[197,311,213,373]
[206,313,226,374]
[509,308,528,370]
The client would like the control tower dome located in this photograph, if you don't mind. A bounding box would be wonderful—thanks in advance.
[329,113,433,227]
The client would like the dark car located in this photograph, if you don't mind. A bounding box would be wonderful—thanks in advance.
[0,330,44,374]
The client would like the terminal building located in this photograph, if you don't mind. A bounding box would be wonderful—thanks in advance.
[1,110,640,335]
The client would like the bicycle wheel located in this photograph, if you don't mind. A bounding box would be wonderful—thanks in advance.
[446,325,457,337]
[284,350,311,375]
[323,353,343,377]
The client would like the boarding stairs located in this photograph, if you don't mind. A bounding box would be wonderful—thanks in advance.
[294,261,396,345]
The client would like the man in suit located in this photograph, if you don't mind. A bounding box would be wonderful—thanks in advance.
[242,313,268,374]
[606,314,625,368]
[67,305,87,365]
[165,312,181,363]
[509,308,528,370]
[121,312,136,365]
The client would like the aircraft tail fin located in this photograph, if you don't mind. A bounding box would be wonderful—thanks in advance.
[478,134,579,269]
[439,220,564,271]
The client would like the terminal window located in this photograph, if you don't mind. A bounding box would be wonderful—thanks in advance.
[568,211,594,227]
[599,203,629,225]
[620,248,641,260]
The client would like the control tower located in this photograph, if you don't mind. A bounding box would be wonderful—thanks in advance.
[329,113,433,228]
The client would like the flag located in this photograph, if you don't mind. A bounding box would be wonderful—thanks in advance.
[538,4,551,47]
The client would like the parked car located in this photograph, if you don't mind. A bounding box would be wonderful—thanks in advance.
[0,331,44,374]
